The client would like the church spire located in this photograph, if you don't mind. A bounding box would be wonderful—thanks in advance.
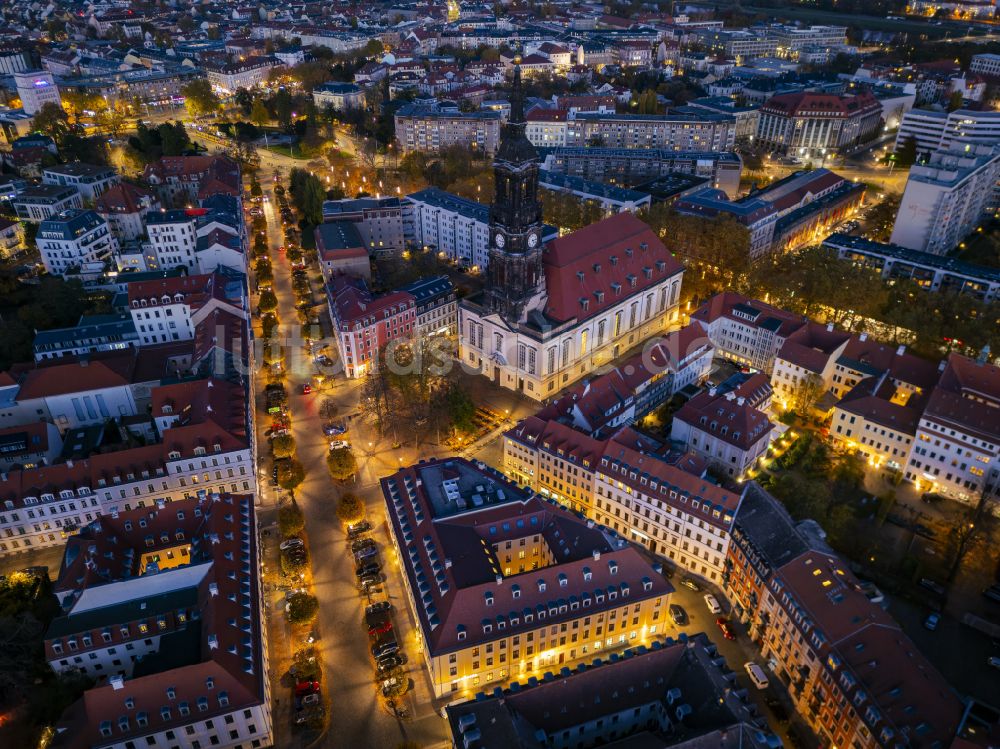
[510,64,525,124]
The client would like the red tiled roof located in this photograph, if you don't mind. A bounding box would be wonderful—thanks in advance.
[542,213,683,324]
[326,274,413,327]
[127,273,229,310]
[16,359,131,400]
[95,182,155,214]
[761,90,881,119]
[777,322,852,374]
[527,108,569,122]
[674,387,774,451]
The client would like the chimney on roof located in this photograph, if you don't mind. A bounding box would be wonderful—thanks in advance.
[209,582,219,597]
[737,397,745,406]
[496,575,503,585]
[110,675,125,691]
[896,345,906,356]
[208,634,219,650]
[592,550,601,561]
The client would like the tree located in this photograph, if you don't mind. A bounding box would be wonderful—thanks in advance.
[96,101,130,140]
[271,433,296,459]
[181,79,220,118]
[250,98,270,127]
[290,61,333,93]
[273,89,294,129]
[947,90,964,112]
[286,592,319,623]
[31,102,70,143]
[277,459,306,490]
[258,289,278,314]
[327,447,357,480]
[336,492,365,525]
[895,135,918,168]
[234,87,253,115]
[278,501,305,537]
[446,383,476,434]
[789,373,826,415]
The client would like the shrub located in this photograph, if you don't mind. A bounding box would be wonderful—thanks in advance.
[327,448,357,481]
[278,501,305,537]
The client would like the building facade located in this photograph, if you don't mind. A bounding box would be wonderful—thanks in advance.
[756,91,882,157]
[37,210,118,278]
[394,103,501,154]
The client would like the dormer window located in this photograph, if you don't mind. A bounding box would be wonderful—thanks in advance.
[609,255,618,266]
[592,263,601,273]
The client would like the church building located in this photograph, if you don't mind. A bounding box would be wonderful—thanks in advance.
[458,68,685,400]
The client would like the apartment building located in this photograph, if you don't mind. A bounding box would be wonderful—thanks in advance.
[756,91,882,157]
[42,163,119,201]
[769,24,848,54]
[143,156,242,207]
[380,458,673,699]
[326,275,416,379]
[0,216,22,259]
[770,322,852,408]
[204,56,279,93]
[691,28,779,62]
[445,633,783,749]
[96,182,160,242]
[525,108,569,148]
[0,421,63,471]
[398,275,457,337]
[312,81,365,111]
[671,374,775,479]
[33,314,139,361]
[969,52,1000,78]
[690,292,806,374]
[539,148,743,197]
[394,103,501,154]
[44,492,272,749]
[894,107,1000,158]
[538,170,651,216]
[406,187,492,271]
[127,273,245,346]
[14,69,60,115]
[824,233,1000,303]
[565,112,736,152]
[725,484,963,749]
[889,143,1000,255]
[315,221,370,281]
[147,209,199,270]
[321,197,405,254]
[0,377,254,556]
[37,209,118,278]
[904,353,1000,502]
[13,185,84,222]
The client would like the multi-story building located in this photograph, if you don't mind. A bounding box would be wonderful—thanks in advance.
[312,81,365,111]
[445,632,783,749]
[146,209,199,270]
[380,457,673,699]
[0,376,254,555]
[690,292,806,374]
[394,103,501,154]
[95,182,160,242]
[326,275,416,379]
[770,322,853,408]
[539,148,743,197]
[684,97,761,143]
[321,197,404,254]
[13,185,84,222]
[33,314,139,361]
[538,170,651,216]
[671,374,775,479]
[42,163,119,201]
[0,216,23,259]
[824,233,1000,302]
[204,56,279,93]
[893,107,1000,158]
[37,209,118,278]
[969,52,1000,78]
[565,112,736,152]
[756,91,882,157]
[43,492,272,749]
[691,28,778,62]
[398,275,457,337]
[143,156,241,207]
[14,69,60,114]
[0,421,63,471]
[768,24,848,54]
[904,353,1000,502]
[128,273,245,346]
[889,143,1000,255]
[725,483,963,749]
[315,221,370,281]
[525,108,569,148]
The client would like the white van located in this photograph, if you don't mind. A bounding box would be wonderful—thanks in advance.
[744,662,770,690]
[703,594,722,615]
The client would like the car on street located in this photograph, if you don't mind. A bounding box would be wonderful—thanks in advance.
[366,601,392,616]
[359,573,383,588]
[669,604,687,625]
[354,547,378,563]
[704,594,723,614]
[716,617,736,640]
[301,384,312,395]
[280,538,304,551]
[372,640,399,658]
[924,612,941,631]
[356,561,381,578]
[295,681,320,697]
[919,578,946,597]
[680,577,700,592]
[982,584,1000,603]
[347,521,371,538]
[323,423,347,436]
[744,662,770,690]
[329,440,350,450]
[298,693,321,707]
[369,619,393,638]
[352,538,375,552]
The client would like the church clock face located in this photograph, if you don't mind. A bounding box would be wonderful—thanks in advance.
[495,233,505,248]
[527,232,538,249]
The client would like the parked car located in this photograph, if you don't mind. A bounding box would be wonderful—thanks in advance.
[372,640,399,658]
[280,538,304,551]
[329,440,350,450]
[352,538,376,553]
[301,384,312,395]
[680,577,700,592]
[356,562,382,578]
[704,594,723,615]
[369,619,393,638]
[295,681,320,697]
[299,693,320,707]
[359,573,383,589]
[924,612,941,631]
[716,617,736,640]
[355,546,378,562]
[366,601,392,616]
[376,653,403,673]
[347,521,371,538]
[323,423,347,436]
[744,662,770,690]
[919,578,946,597]
[669,604,686,625]
[982,584,1000,603]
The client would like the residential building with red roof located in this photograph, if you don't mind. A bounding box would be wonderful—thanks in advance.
[0,421,63,471]
[143,156,241,207]
[95,182,160,242]
[525,108,569,148]
[325,275,416,378]
[756,90,882,157]
[44,492,271,749]
[771,322,853,409]
[380,457,673,699]
[315,221,370,281]
[127,273,246,347]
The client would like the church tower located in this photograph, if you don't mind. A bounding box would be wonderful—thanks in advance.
[484,65,544,322]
